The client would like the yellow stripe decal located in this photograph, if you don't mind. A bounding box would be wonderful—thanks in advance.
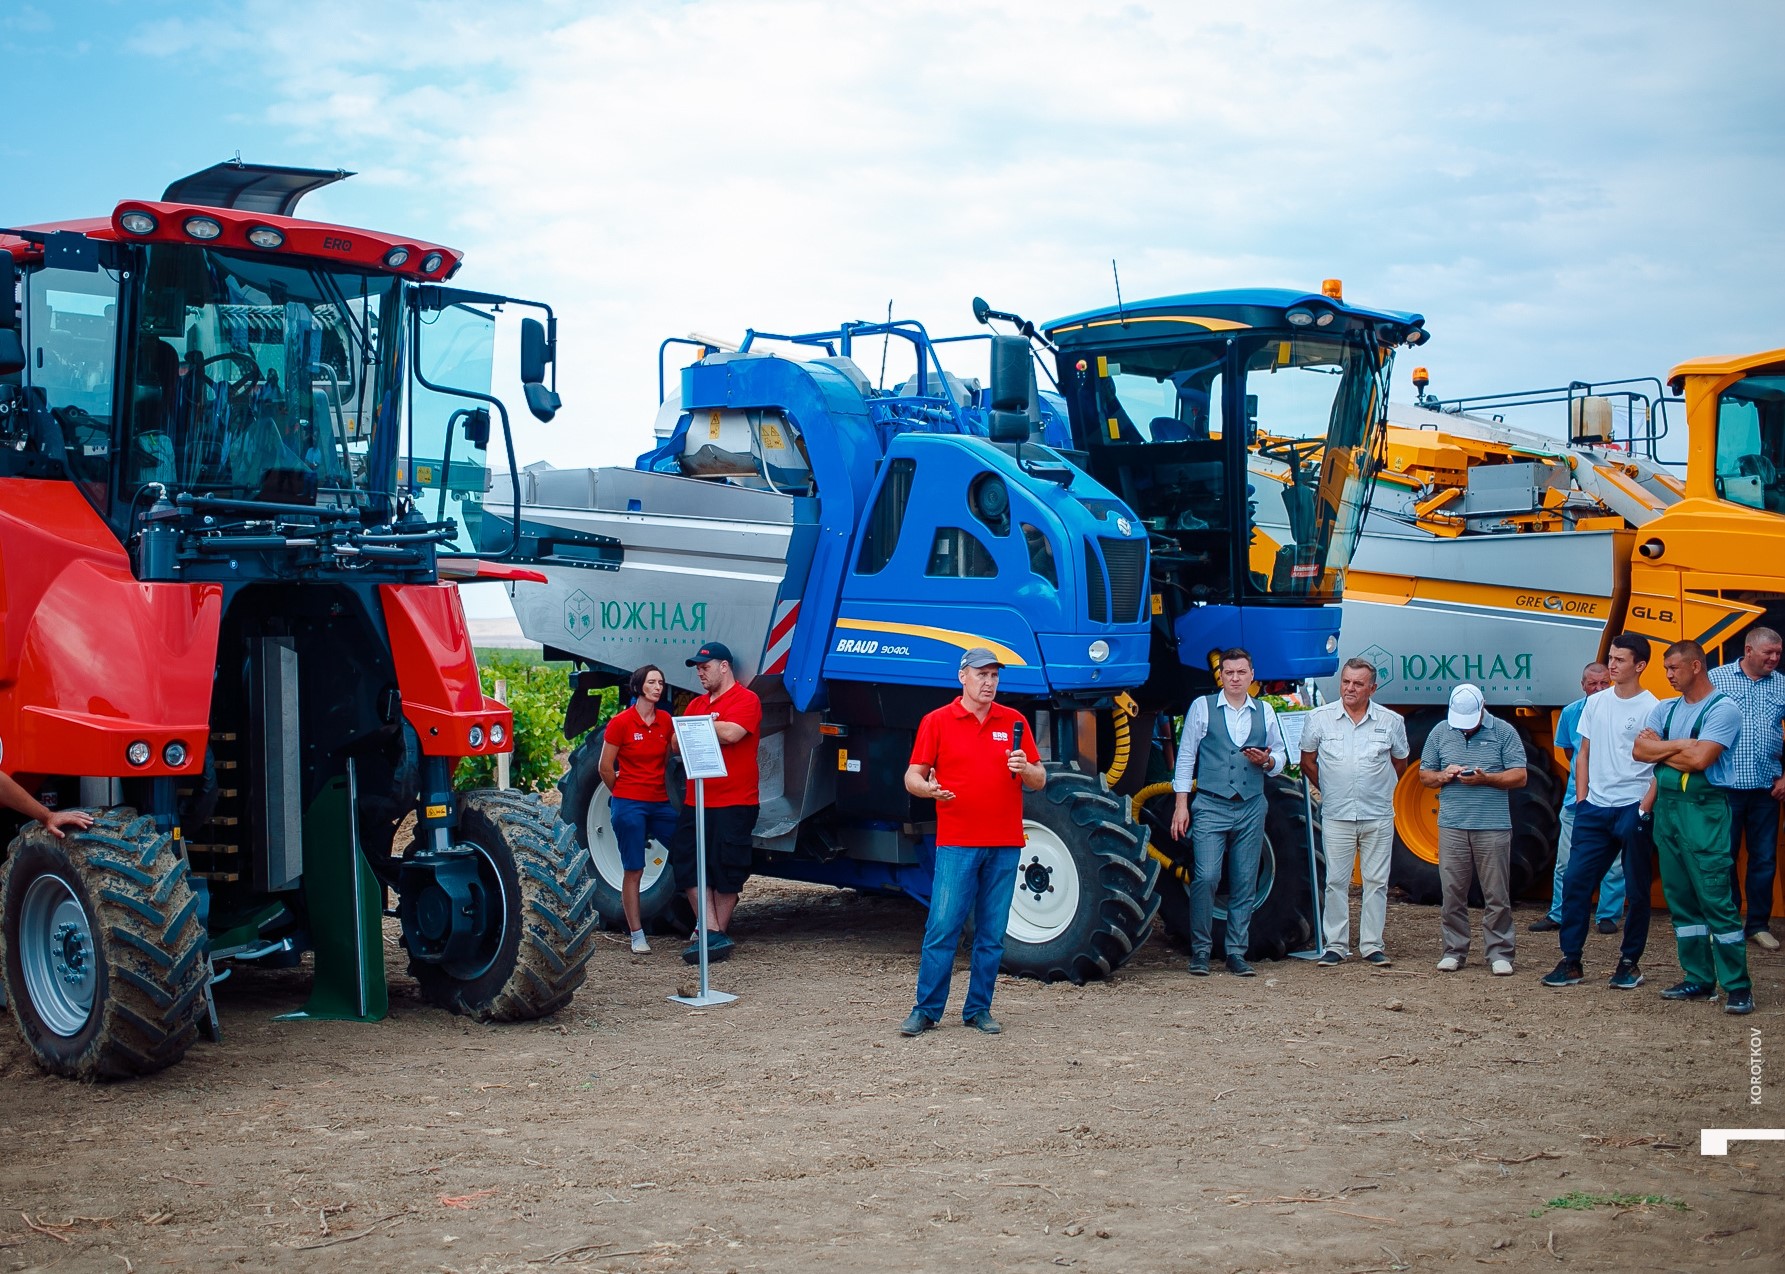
[1051,316,1253,335]
[834,618,1027,667]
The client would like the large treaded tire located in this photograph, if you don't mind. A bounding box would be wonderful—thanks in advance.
[1390,710,1448,904]
[1391,712,1561,905]
[0,809,208,1081]
[408,791,600,1022]
[999,763,1159,984]
[1145,774,1322,960]
[557,733,679,931]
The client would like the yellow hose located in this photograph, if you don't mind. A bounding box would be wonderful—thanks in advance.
[1101,692,1141,787]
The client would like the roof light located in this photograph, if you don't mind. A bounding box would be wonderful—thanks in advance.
[1322,278,1344,300]
[1406,329,1430,347]
[1285,308,1314,327]
[383,247,411,268]
[420,251,445,274]
[183,216,223,241]
[246,226,285,250]
[1412,366,1430,390]
[1314,309,1337,327]
[119,210,158,235]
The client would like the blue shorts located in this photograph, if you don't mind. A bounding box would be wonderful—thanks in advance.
[609,797,677,873]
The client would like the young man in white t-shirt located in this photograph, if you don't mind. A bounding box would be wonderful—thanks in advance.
[1542,633,1659,990]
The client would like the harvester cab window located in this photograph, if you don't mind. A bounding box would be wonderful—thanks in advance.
[1713,375,1785,514]
[1239,334,1385,601]
[123,245,394,516]
[20,264,120,501]
[411,300,498,551]
[1093,356,1223,444]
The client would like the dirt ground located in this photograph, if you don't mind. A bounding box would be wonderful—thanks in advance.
[1,882,1781,1274]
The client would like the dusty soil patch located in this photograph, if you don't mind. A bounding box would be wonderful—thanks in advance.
[1,884,1781,1272]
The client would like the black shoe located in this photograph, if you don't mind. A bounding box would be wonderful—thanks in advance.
[899,1011,937,1037]
[1316,949,1344,967]
[1594,918,1620,935]
[1364,951,1394,967]
[1186,954,1210,977]
[681,931,734,965]
[1608,960,1644,990]
[1225,954,1255,977]
[1527,917,1561,932]
[1540,959,1584,987]
[964,1012,1002,1034]
[1725,991,1756,1015]
[1660,980,1718,1002]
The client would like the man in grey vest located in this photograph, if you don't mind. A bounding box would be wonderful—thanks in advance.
[1169,647,1288,977]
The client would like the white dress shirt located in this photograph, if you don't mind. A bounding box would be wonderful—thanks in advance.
[1173,693,1287,792]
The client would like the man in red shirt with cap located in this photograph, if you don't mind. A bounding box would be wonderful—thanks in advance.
[670,641,762,965]
[900,647,1044,1036]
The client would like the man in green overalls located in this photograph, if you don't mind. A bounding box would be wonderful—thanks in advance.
[1634,639,1754,1015]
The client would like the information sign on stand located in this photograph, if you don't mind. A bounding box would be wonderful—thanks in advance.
[669,714,738,1009]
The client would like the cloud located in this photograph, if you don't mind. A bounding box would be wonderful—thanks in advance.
[124,0,1785,470]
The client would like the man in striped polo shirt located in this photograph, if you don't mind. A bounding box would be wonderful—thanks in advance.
[1419,683,1528,975]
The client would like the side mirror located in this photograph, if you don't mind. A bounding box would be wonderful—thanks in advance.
[988,334,1032,413]
[525,381,561,423]
[464,407,491,450]
[988,410,1029,443]
[520,317,552,386]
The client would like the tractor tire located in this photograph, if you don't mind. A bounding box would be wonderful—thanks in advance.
[1144,774,1323,960]
[999,763,1159,984]
[0,809,209,1081]
[557,733,679,931]
[408,790,600,1022]
[1391,712,1562,905]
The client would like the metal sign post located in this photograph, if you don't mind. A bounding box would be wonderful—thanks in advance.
[669,714,737,1008]
[1278,693,1324,962]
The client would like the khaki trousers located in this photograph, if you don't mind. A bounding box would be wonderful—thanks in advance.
[1439,826,1515,964]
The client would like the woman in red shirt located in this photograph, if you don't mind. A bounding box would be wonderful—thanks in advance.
[599,665,676,953]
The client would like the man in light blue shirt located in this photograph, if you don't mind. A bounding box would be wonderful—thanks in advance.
[1531,662,1626,934]
[1707,626,1785,950]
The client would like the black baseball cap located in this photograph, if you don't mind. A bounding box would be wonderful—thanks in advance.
[686,641,735,667]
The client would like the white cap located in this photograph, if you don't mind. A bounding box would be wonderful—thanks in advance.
[1447,683,1485,730]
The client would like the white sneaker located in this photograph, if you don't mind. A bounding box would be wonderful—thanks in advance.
[1491,958,1514,976]
[1750,929,1781,952]
[630,934,651,955]
[1436,956,1461,972]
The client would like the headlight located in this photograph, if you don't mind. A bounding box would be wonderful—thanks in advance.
[1325,634,1339,654]
[491,722,507,747]
[246,226,285,249]
[420,251,445,274]
[126,740,152,767]
[383,247,411,268]
[183,216,223,241]
[1088,640,1110,664]
[119,210,157,235]
[468,724,485,749]
[162,741,189,767]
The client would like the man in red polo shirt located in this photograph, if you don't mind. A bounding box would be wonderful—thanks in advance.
[670,641,762,965]
[900,647,1044,1036]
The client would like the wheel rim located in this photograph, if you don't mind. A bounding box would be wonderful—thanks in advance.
[19,873,97,1037]
[1213,838,1277,922]
[1392,766,1443,866]
[585,788,669,894]
[440,841,514,983]
[1004,821,1083,946]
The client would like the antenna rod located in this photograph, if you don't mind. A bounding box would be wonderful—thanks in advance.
[1112,259,1127,326]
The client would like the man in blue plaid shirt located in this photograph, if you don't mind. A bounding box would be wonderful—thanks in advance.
[1708,627,1785,951]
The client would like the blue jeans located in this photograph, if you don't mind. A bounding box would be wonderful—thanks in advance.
[1547,804,1625,923]
[1559,801,1651,965]
[610,797,677,872]
[914,845,1020,1023]
[1189,791,1267,958]
[1724,787,1780,932]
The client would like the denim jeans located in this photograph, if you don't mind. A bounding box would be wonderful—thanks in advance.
[1724,787,1780,932]
[1546,803,1625,923]
[1558,801,1651,965]
[914,844,1021,1022]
